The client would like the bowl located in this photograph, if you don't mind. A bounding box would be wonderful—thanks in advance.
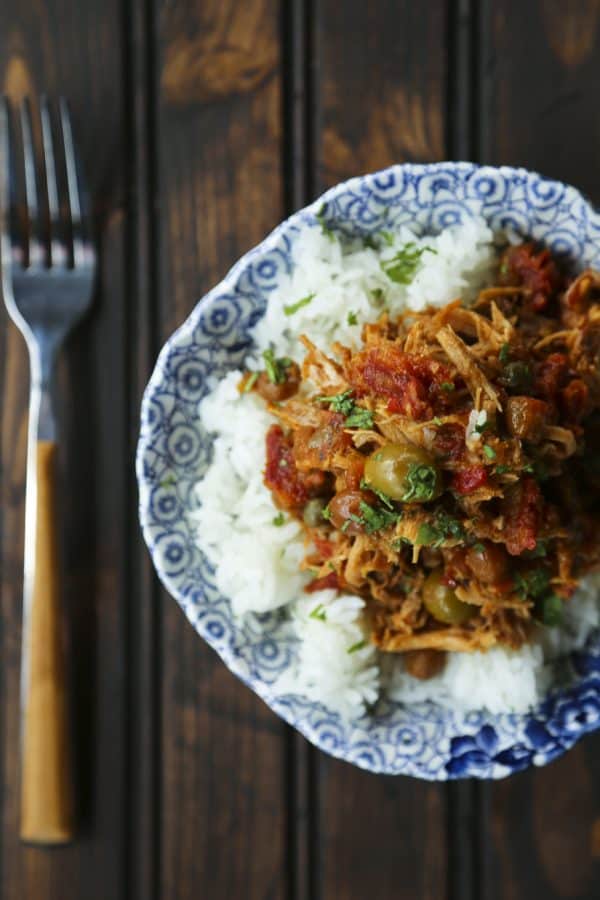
[137,162,600,779]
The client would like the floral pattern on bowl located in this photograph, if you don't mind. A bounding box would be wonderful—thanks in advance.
[137,161,600,779]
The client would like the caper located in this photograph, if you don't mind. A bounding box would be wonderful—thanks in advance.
[422,569,476,625]
[364,442,443,503]
[303,498,327,527]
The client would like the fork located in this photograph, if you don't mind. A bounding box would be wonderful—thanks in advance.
[0,97,96,844]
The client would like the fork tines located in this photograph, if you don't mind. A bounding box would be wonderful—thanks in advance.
[0,96,92,273]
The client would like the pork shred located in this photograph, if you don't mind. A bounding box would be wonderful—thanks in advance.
[250,242,600,676]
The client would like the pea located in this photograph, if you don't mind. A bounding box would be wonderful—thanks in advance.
[364,442,442,503]
[422,569,476,625]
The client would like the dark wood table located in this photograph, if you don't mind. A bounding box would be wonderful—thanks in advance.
[2,1,600,897]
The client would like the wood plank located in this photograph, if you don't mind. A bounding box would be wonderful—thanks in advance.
[313,3,449,898]
[154,3,290,898]
[0,3,128,895]
[480,2,600,897]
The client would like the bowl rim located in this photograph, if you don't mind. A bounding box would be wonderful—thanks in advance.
[136,159,600,779]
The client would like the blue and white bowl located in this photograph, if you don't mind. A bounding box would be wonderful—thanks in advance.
[137,162,600,779]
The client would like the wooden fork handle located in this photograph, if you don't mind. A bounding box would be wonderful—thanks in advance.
[20,440,73,844]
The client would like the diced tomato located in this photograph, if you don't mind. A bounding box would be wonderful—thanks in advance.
[313,536,335,559]
[347,345,453,421]
[452,465,488,495]
[500,243,560,310]
[503,477,542,556]
[304,571,339,593]
[265,425,309,508]
[433,423,466,460]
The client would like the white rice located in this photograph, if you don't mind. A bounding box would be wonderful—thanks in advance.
[192,218,600,719]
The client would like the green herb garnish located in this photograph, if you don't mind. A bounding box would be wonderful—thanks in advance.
[415,511,465,548]
[262,349,292,384]
[524,540,548,559]
[381,242,436,284]
[360,478,395,510]
[284,292,315,316]
[272,512,285,526]
[514,568,551,600]
[483,444,497,460]
[321,505,332,521]
[316,203,335,240]
[380,230,394,246]
[432,417,443,426]
[499,343,510,364]
[347,639,367,654]
[402,463,440,503]
[440,381,455,392]
[345,407,374,429]
[351,501,400,534]
[371,288,385,303]
[392,537,412,551]
[317,389,373,429]
[347,310,358,325]
[310,604,327,621]
[495,464,511,475]
[472,542,486,552]
[243,372,259,393]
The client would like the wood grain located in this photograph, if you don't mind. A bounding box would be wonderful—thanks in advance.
[155,2,289,898]
[313,3,449,898]
[480,1,600,897]
[0,2,128,895]
[20,441,73,844]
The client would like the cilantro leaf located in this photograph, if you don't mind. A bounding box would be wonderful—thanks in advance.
[243,371,259,393]
[347,310,358,325]
[345,407,374,429]
[272,512,285,526]
[347,639,367,654]
[483,444,497,460]
[317,390,373,429]
[514,568,551,600]
[499,343,510,364]
[536,593,563,627]
[416,511,465,548]
[381,242,436,284]
[309,603,327,621]
[360,478,395,510]
[262,349,292,384]
[316,203,335,240]
[352,501,400,534]
[402,463,440,503]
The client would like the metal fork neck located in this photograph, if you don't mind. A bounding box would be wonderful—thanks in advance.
[28,343,57,442]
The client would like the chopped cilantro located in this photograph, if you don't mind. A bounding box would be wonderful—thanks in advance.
[416,511,464,548]
[262,349,292,384]
[483,444,497,460]
[360,478,395,510]
[440,381,455,392]
[371,288,385,303]
[472,542,486,552]
[495,464,511,475]
[351,501,400,534]
[317,389,355,415]
[242,371,259,393]
[321,504,332,521]
[347,310,358,325]
[381,242,436,284]
[432,416,443,426]
[284,292,315,316]
[347,639,367,654]
[536,593,563,627]
[392,537,412,551]
[402,463,440,503]
[317,389,373,429]
[309,603,327,621]
[514,568,551,600]
[272,512,285,526]
[499,342,510,364]
[316,203,335,240]
[345,407,374,429]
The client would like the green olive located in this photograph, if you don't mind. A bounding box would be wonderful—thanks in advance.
[422,569,476,625]
[364,442,443,503]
